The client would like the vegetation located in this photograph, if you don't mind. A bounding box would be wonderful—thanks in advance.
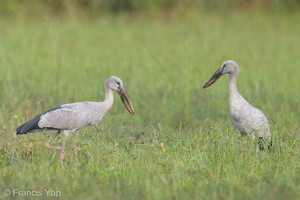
[1,0,300,17]
[0,4,300,200]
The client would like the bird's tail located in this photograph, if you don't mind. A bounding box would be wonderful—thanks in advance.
[15,123,27,135]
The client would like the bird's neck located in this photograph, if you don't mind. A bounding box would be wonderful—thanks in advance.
[103,88,114,108]
[229,71,243,103]
[229,72,238,94]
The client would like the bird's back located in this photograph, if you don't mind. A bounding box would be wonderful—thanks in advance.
[16,102,91,134]
[230,95,270,138]
[16,106,62,134]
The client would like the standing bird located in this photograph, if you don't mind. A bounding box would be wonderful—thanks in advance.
[203,60,271,150]
[15,76,134,163]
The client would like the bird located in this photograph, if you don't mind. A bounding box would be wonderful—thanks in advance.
[15,76,134,163]
[202,60,271,150]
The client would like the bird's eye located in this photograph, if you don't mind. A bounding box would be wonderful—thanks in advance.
[223,64,226,68]
[117,82,120,85]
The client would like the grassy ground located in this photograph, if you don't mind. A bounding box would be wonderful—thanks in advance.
[0,11,300,199]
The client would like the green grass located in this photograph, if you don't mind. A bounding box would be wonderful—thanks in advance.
[0,11,300,199]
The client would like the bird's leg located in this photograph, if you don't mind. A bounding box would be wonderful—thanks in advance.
[45,131,62,150]
[60,135,68,164]
[268,140,273,151]
[258,137,264,151]
[258,137,273,151]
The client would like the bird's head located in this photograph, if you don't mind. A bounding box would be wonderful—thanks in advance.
[106,76,124,92]
[202,60,239,88]
[105,76,135,115]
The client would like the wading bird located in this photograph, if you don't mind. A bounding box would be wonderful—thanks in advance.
[203,60,271,150]
[15,76,134,163]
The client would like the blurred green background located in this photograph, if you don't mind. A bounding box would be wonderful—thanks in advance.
[0,1,300,200]
[1,0,300,17]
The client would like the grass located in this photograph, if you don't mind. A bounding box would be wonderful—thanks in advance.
[0,10,300,199]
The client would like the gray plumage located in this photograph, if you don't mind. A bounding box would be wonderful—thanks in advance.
[16,102,111,136]
[16,106,62,134]
[203,60,271,150]
[15,76,134,163]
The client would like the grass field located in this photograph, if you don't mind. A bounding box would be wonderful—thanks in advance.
[0,10,300,199]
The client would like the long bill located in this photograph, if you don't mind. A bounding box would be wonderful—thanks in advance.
[202,68,223,88]
[118,88,135,115]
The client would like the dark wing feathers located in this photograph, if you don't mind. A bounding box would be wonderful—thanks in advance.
[15,105,62,134]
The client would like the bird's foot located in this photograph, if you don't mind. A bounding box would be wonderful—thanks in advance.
[45,142,62,150]
[70,147,81,153]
